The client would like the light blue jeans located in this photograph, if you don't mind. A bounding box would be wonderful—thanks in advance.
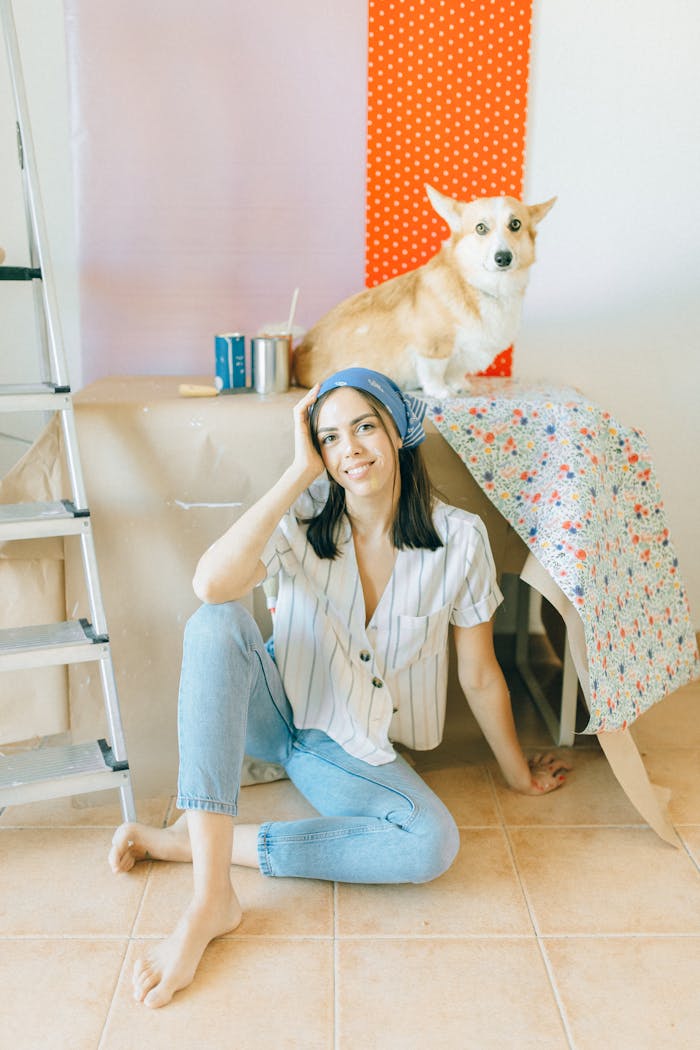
[176,601,460,884]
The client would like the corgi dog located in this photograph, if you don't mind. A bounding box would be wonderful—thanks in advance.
[294,186,555,397]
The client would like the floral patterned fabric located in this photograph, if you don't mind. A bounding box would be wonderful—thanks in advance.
[410,379,699,733]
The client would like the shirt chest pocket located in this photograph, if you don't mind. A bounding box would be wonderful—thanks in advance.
[388,603,452,670]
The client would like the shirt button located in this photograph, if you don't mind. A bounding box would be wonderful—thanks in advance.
[371,676,383,688]
[359,650,371,662]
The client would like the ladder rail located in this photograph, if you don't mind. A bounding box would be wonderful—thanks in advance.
[97,658,131,767]
[61,408,110,636]
[78,529,110,639]
[59,398,89,510]
[1,0,69,389]
[16,122,52,387]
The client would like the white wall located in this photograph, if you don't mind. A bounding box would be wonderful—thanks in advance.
[519,0,700,627]
[0,0,698,626]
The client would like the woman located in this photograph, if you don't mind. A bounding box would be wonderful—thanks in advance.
[110,367,570,1008]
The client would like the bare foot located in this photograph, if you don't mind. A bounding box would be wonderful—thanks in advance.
[133,888,243,1008]
[109,815,191,873]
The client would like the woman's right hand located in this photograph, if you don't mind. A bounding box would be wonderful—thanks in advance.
[291,384,325,485]
[520,752,572,794]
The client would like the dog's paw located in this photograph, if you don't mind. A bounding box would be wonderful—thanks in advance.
[420,382,452,400]
[422,379,471,400]
[452,378,472,395]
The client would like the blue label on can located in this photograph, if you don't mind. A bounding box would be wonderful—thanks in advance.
[215,333,251,390]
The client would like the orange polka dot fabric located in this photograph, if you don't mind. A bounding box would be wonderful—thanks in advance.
[365,0,534,377]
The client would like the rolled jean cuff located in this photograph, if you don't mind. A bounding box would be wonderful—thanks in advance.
[175,795,238,817]
[257,821,274,876]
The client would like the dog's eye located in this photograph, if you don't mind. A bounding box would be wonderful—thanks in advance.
[475,223,489,235]
[508,218,522,232]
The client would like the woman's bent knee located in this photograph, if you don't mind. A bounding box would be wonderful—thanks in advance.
[408,808,460,884]
[184,600,260,646]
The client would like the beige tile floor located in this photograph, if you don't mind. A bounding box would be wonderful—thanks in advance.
[1,667,699,1050]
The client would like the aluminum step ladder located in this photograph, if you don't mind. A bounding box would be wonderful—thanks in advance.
[0,0,135,820]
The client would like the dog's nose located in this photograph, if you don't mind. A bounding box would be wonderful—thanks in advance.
[494,250,513,269]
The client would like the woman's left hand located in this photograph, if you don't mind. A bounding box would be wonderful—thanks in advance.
[518,752,572,795]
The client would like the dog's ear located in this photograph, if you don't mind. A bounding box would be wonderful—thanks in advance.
[528,197,557,226]
[425,184,463,234]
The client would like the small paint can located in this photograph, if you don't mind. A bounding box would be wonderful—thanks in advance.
[252,335,291,394]
[215,333,252,391]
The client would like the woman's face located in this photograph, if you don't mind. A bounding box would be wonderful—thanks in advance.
[314,387,402,497]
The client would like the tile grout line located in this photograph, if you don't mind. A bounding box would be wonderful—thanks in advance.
[496,822,659,830]
[482,760,501,828]
[0,932,147,942]
[0,822,122,830]
[536,938,577,1050]
[330,930,700,942]
[162,795,178,828]
[486,768,540,937]
[540,931,700,941]
[128,860,157,941]
[97,793,155,1050]
[333,880,339,1050]
[6,929,700,943]
[0,790,177,832]
[2,818,678,832]
[97,855,157,1044]
[96,937,131,1050]
[677,833,700,875]
[488,767,575,1050]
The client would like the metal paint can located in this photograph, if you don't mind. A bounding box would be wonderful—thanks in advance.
[215,333,252,391]
[252,335,291,394]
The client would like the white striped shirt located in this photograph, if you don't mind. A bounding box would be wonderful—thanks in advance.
[260,499,502,765]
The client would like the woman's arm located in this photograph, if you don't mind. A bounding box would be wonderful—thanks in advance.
[454,621,570,794]
[192,385,324,604]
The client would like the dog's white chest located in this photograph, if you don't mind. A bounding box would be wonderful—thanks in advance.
[478,290,523,342]
[447,292,523,376]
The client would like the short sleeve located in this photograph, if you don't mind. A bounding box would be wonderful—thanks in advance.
[450,517,503,627]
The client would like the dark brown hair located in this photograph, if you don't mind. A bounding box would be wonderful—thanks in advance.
[302,389,443,560]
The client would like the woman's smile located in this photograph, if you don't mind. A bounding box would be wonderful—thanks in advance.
[344,461,373,479]
[341,452,383,490]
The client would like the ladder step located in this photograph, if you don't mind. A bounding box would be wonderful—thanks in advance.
[0,738,129,808]
[0,264,42,281]
[0,500,90,541]
[0,619,109,672]
[0,382,71,412]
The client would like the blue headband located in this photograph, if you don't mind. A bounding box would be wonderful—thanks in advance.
[315,368,426,449]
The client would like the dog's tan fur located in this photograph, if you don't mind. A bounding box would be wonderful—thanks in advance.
[294,186,555,396]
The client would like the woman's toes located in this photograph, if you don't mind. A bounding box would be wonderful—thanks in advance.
[108,844,133,874]
[133,962,158,1002]
[109,824,139,872]
[144,981,175,1010]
